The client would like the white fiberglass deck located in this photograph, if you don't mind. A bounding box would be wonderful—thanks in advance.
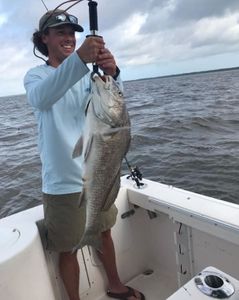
[97,269,175,300]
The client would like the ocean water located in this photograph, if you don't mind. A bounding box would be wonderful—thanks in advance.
[1,69,239,218]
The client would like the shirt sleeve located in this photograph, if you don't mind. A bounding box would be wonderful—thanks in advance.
[24,52,90,111]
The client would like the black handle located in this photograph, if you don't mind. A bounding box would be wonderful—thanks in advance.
[88,1,98,32]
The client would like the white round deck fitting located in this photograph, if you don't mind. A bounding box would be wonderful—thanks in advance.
[194,270,235,298]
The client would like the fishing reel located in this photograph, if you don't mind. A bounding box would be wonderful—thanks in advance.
[127,166,144,188]
[125,157,144,189]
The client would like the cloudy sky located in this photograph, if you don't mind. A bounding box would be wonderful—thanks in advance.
[1,0,239,96]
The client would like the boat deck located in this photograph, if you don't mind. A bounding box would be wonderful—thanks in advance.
[97,269,176,300]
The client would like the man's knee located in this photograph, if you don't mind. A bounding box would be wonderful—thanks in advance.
[59,251,78,262]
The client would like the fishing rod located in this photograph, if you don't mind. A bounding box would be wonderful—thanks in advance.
[88,0,98,35]
[88,0,101,77]
[40,0,48,11]
[39,0,84,13]
[54,0,83,14]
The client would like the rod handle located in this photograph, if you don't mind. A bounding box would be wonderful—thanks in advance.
[88,1,98,32]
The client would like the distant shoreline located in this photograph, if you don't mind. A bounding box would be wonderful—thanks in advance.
[1,66,239,98]
[125,66,239,83]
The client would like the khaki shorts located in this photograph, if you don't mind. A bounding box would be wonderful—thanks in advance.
[43,192,118,252]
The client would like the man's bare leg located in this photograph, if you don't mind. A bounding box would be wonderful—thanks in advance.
[59,251,80,300]
[97,229,142,299]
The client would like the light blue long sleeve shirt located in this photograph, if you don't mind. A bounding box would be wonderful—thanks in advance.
[24,52,91,194]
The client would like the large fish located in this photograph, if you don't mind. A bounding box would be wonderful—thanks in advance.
[73,75,131,251]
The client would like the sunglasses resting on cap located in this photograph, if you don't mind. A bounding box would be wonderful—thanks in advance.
[39,9,84,32]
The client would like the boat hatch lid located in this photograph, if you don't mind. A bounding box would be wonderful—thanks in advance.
[0,226,21,250]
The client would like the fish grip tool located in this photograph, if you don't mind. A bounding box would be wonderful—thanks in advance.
[88,0,101,78]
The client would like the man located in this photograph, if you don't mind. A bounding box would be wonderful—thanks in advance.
[24,9,145,300]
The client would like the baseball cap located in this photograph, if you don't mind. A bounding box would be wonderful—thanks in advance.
[39,9,84,32]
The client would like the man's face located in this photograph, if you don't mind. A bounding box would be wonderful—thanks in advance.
[42,25,76,65]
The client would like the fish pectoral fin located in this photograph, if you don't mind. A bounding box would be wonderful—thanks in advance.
[78,189,86,207]
[102,171,121,211]
[84,135,94,161]
[72,137,83,159]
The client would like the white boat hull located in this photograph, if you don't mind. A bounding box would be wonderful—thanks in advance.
[1,176,239,299]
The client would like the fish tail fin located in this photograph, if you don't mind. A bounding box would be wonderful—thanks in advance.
[72,232,102,253]
[82,234,103,252]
